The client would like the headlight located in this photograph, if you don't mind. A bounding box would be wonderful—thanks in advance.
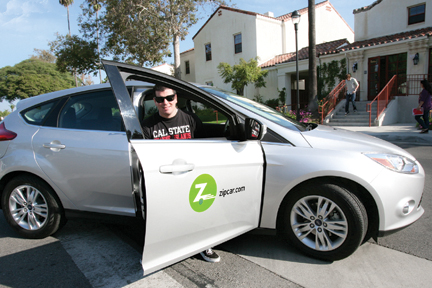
[364,153,418,174]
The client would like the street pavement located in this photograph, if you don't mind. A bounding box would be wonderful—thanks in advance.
[331,122,432,145]
[1,123,431,288]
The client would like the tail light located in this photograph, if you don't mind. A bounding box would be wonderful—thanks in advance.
[0,122,17,141]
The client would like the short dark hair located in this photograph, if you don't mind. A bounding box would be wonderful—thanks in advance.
[420,79,432,94]
[346,74,351,78]
[153,85,177,95]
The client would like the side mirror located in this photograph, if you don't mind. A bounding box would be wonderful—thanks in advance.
[245,118,266,140]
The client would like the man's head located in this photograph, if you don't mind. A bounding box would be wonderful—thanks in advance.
[153,85,178,118]
[346,74,351,80]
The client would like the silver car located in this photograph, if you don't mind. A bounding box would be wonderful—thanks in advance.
[0,61,424,274]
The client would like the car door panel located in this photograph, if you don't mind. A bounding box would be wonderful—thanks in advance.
[103,60,265,275]
[132,139,264,275]
[32,128,134,215]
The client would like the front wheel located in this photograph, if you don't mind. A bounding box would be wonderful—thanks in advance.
[280,182,368,261]
[1,175,65,239]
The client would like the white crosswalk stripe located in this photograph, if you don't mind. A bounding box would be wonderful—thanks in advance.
[58,221,182,288]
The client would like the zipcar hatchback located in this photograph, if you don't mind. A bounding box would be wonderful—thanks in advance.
[0,61,424,274]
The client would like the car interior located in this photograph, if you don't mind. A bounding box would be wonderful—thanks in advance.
[136,86,232,139]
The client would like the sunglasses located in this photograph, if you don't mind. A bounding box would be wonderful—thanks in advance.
[154,94,175,103]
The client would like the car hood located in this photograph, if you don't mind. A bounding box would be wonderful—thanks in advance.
[301,125,415,160]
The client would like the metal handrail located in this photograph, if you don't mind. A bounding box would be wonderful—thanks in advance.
[405,74,432,95]
[319,81,346,124]
[366,75,398,126]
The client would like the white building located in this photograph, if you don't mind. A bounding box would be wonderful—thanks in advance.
[181,0,432,124]
[181,0,354,102]
[319,0,432,124]
[151,63,174,76]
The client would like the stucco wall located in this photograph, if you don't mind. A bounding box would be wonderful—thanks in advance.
[243,68,279,102]
[193,9,258,90]
[180,49,196,82]
[255,16,283,63]
[151,63,174,76]
[354,0,432,41]
[316,4,354,44]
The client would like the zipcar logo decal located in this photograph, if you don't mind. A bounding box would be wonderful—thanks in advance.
[189,174,217,212]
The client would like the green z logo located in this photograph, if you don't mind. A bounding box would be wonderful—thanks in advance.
[189,174,217,212]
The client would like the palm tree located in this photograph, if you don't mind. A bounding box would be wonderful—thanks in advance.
[59,0,78,87]
[308,0,318,112]
[59,0,74,36]
[90,0,102,83]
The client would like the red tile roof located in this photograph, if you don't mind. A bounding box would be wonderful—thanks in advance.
[180,48,194,55]
[260,39,350,68]
[276,0,329,22]
[353,0,383,14]
[321,26,432,55]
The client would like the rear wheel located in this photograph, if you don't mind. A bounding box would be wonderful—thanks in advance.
[1,175,65,239]
[280,181,368,261]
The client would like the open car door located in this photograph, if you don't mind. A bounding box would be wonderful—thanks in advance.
[104,61,265,275]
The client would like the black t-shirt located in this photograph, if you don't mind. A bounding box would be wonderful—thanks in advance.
[142,109,203,139]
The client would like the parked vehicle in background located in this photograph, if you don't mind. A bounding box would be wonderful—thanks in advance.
[0,61,424,274]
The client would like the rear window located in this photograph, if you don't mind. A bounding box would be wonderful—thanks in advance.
[21,102,56,125]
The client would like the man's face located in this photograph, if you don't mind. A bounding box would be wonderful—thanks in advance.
[347,74,351,80]
[154,88,178,118]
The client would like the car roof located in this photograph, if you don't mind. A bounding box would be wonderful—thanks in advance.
[15,81,152,111]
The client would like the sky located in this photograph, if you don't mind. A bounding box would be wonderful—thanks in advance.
[0,0,375,110]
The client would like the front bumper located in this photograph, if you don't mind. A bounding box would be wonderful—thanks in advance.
[371,160,425,233]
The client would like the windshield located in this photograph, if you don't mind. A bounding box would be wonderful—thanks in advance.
[202,87,308,132]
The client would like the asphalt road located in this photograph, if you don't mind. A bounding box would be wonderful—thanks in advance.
[1,142,431,288]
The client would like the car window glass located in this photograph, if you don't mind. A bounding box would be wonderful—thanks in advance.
[59,90,123,132]
[202,87,307,132]
[189,100,227,125]
[21,101,56,125]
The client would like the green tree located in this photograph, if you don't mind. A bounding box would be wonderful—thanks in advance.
[30,49,57,63]
[79,0,227,78]
[50,34,99,76]
[78,0,170,68]
[0,59,75,102]
[217,58,268,96]
[0,110,10,119]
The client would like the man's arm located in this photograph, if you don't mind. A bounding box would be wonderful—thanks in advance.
[353,78,359,93]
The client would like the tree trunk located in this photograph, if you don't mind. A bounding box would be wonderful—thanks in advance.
[308,0,318,112]
[97,9,102,83]
[173,34,181,79]
[67,6,78,87]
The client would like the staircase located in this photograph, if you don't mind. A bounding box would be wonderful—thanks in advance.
[327,101,377,126]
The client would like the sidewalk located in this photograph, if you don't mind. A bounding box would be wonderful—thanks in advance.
[327,123,432,145]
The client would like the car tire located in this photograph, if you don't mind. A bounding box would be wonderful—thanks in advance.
[280,181,368,261]
[1,175,65,239]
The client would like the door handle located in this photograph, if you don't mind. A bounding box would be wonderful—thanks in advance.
[43,140,66,152]
[159,159,194,174]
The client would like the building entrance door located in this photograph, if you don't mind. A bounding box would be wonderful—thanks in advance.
[368,53,407,100]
